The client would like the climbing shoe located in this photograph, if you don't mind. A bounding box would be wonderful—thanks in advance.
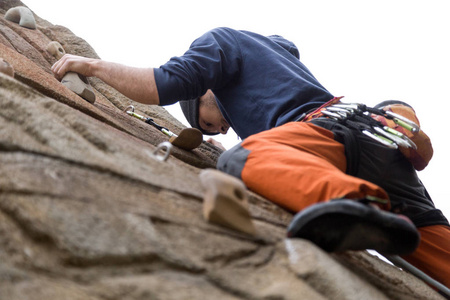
[287,199,420,255]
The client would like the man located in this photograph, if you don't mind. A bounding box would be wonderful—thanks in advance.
[52,27,449,286]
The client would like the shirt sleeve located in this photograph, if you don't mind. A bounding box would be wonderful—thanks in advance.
[154,27,242,106]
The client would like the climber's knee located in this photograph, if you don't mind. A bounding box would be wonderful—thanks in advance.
[217,142,251,180]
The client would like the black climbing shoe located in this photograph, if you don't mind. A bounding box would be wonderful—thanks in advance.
[287,199,420,255]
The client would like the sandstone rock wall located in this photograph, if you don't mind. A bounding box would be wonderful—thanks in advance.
[0,1,445,299]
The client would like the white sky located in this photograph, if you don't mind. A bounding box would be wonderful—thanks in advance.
[27,0,450,218]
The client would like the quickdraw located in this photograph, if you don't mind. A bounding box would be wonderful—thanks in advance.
[124,105,203,151]
[125,105,174,137]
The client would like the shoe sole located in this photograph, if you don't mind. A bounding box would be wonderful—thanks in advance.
[287,200,420,255]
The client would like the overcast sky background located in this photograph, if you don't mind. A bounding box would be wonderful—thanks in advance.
[27,0,449,218]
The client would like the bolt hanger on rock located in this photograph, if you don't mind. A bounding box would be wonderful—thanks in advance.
[151,141,173,162]
[124,105,203,151]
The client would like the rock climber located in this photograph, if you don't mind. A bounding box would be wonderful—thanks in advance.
[52,27,449,287]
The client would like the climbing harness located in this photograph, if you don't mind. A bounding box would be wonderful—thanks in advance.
[324,103,418,150]
[303,99,419,151]
[124,105,203,151]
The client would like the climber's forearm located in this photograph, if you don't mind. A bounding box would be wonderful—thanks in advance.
[52,54,160,105]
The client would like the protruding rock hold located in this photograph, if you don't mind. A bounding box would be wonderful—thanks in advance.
[0,58,14,77]
[169,128,203,150]
[47,41,66,60]
[61,72,96,103]
[4,6,37,29]
[199,169,256,235]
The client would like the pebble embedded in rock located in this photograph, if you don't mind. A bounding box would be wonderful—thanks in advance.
[0,58,14,77]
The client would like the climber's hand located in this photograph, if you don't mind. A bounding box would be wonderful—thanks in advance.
[52,54,98,81]
[206,138,226,151]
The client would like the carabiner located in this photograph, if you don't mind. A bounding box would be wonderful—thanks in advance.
[385,111,420,133]
[382,126,417,150]
[373,126,410,149]
[332,103,360,111]
[327,107,354,120]
[322,109,342,120]
[362,130,398,150]
[124,105,147,121]
[124,105,135,113]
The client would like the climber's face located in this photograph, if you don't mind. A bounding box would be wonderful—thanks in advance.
[198,90,230,135]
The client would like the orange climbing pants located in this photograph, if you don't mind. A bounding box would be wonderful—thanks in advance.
[402,225,450,288]
[218,121,449,287]
[240,122,390,211]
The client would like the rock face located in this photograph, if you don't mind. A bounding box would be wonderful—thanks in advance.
[0,1,446,299]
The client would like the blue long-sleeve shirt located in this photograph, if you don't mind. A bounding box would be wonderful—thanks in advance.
[154,27,333,139]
